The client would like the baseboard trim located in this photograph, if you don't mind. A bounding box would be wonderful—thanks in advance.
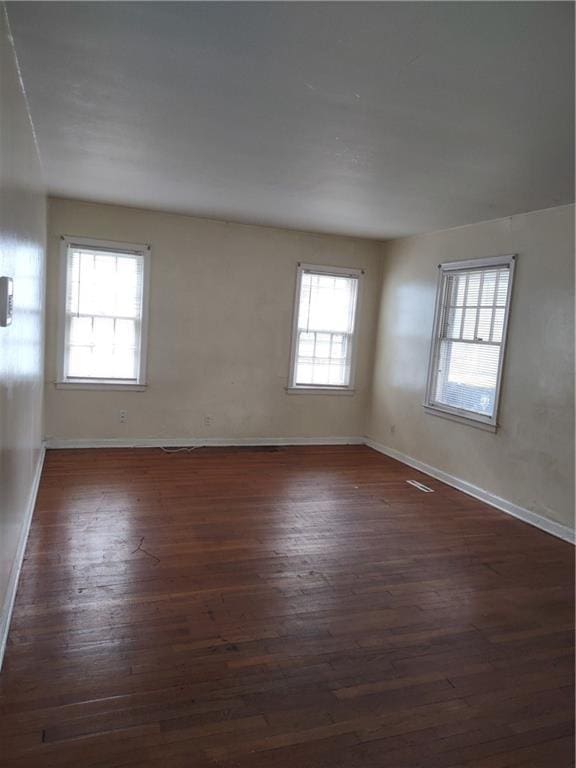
[0,444,46,671]
[45,436,365,449]
[365,438,575,545]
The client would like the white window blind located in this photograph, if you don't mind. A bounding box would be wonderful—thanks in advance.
[425,256,515,428]
[290,265,360,389]
[60,240,149,384]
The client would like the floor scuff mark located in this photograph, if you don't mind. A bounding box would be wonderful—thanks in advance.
[131,536,160,564]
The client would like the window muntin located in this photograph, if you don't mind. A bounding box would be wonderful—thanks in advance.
[60,239,149,385]
[290,265,360,389]
[425,256,515,428]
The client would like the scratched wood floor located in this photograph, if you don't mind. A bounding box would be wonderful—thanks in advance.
[0,446,574,768]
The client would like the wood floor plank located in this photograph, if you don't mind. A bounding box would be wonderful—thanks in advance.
[0,446,573,767]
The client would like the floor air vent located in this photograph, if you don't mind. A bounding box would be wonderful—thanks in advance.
[406,479,434,493]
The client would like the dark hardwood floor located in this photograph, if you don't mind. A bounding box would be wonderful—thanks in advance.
[0,445,573,768]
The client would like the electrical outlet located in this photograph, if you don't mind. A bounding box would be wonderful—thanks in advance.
[119,410,128,423]
[204,415,212,427]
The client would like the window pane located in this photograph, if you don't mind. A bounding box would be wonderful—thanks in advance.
[492,307,505,343]
[69,316,92,345]
[435,340,500,417]
[93,317,115,346]
[111,348,137,379]
[69,249,143,319]
[115,318,136,347]
[481,271,497,305]
[327,362,347,386]
[477,308,492,341]
[330,334,346,360]
[314,332,331,359]
[462,307,477,340]
[293,270,358,387]
[295,331,351,386]
[444,306,463,340]
[68,346,94,378]
[454,274,467,304]
[299,332,314,358]
[115,258,141,317]
[298,273,358,334]
[496,271,510,305]
[295,362,313,384]
[466,272,482,305]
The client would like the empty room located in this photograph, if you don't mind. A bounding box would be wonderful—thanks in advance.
[0,1,574,766]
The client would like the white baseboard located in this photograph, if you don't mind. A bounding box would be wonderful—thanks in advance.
[45,436,365,449]
[0,445,46,671]
[366,438,575,545]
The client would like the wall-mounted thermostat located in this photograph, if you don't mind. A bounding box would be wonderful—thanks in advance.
[0,277,14,327]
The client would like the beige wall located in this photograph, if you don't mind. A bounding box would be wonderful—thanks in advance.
[45,198,381,442]
[0,6,46,658]
[368,205,575,530]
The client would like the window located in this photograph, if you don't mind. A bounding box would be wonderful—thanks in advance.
[424,255,516,430]
[288,263,361,391]
[57,236,150,388]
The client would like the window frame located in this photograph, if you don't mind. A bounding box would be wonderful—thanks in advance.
[56,235,151,390]
[287,262,363,394]
[423,254,516,431]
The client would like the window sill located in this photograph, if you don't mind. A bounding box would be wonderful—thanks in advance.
[55,381,147,392]
[423,404,497,432]
[286,386,356,396]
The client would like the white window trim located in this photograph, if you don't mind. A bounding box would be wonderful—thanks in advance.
[56,235,151,390]
[287,262,363,394]
[423,254,516,432]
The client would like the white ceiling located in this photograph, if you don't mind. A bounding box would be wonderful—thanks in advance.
[7,2,574,239]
